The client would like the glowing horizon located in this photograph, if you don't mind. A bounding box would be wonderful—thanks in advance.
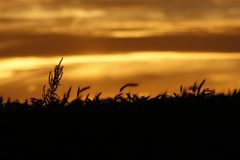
[1,52,240,100]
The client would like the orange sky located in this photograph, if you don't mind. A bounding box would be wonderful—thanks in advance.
[1,0,240,100]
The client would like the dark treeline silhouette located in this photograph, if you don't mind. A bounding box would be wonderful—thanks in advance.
[0,59,240,159]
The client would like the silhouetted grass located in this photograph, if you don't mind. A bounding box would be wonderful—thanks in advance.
[0,58,240,113]
[1,59,240,160]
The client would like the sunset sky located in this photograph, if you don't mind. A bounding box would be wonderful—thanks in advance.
[1,0,240,100]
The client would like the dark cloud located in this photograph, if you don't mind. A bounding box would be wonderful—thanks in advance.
[0,31,240,57]
[40,0,240,9]
[43,0,240,20]
[1,0,240,20]
[82,0,240,21]
[1,0,240,39]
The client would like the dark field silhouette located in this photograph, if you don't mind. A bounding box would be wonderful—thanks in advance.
[0,58,240,160]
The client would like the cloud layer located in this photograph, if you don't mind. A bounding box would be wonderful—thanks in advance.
[1,32,240,57]
[1,0,240,57]
[1,0,240,35]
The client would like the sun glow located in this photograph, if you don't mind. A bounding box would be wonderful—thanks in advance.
[1,51,240,65]
[1,52,240,100]
[1,52,240,71]
[1,51,240,80]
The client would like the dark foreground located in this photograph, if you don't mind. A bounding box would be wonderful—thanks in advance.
[0,60,239,159]
[0,95,240,160]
